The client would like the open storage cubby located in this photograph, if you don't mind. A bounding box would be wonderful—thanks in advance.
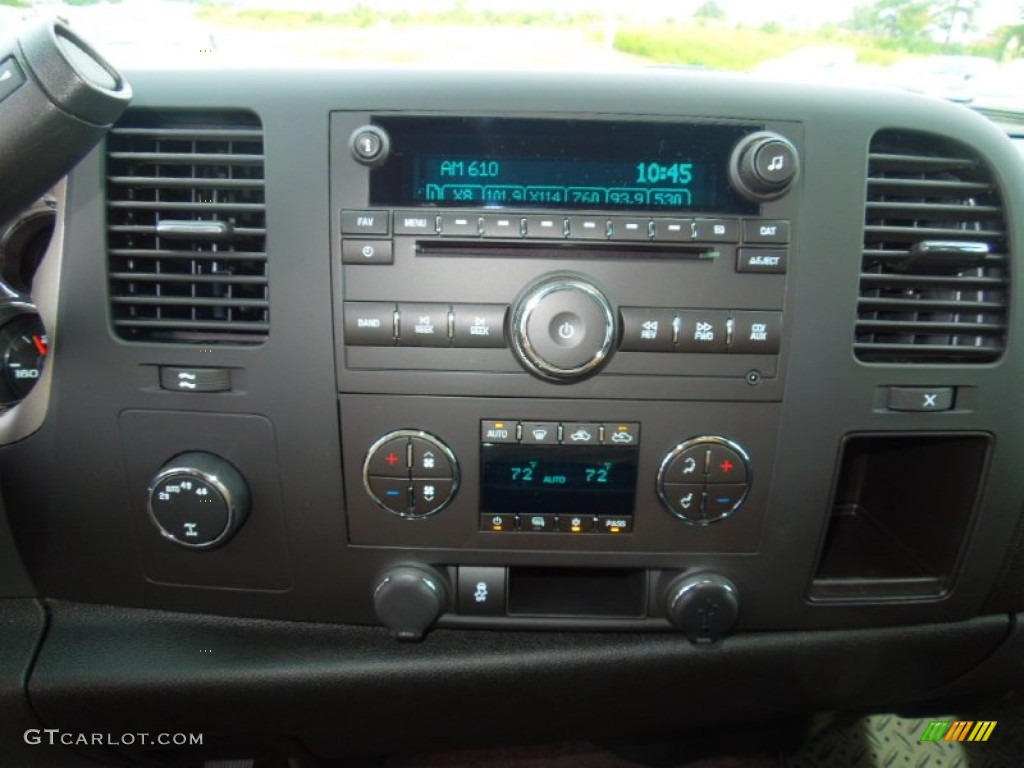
[811,433,991,600]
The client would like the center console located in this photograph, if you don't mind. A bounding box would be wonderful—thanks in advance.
[329,112,801,638]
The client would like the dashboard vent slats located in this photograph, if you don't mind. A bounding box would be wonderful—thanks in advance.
[855,130,1010,363]
[106,111,268,344]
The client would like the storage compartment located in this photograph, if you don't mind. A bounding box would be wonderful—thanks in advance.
[507,567,647,617]
[811,433,990,600]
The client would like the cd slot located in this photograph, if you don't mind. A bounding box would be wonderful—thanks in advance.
[416,240,717,260]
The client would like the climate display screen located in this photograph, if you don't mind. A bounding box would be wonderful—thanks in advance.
[370,117,757,214]
[481,445,638,518]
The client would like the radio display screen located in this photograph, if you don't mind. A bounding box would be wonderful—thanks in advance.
[370,117,757,214]
[481,444,639,518]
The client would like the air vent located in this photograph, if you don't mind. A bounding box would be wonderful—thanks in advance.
[856,129,1009,363]
[106,110,268,344]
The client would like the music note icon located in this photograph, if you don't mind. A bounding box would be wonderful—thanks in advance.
[767,155,785,171]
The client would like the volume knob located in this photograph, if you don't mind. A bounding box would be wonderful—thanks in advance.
[731,132,799,201]
[510,274,616,382]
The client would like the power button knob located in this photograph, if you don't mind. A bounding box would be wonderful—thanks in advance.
[510,274,616,382]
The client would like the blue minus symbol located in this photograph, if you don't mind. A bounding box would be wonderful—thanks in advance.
[716,497,733,504]
[386,490,402,497]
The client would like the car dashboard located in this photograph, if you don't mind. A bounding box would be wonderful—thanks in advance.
[0,66,1023,764]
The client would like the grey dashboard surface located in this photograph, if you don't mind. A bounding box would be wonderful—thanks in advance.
[0,65,1022,761]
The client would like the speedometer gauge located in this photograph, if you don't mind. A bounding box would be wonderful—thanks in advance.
[0,312,47,406]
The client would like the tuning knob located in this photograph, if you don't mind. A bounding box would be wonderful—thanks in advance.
[146,452,250,550]
[374,565,449,640]
[664,573,739,643]
[730,132,799,201]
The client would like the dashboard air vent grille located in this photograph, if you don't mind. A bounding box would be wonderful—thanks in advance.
[856,129,1008,363]
[106,110,268,344]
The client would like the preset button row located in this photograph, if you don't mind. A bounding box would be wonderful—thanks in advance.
[341,209,790,245]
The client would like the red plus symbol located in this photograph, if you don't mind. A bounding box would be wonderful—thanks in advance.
[720,459,734,473]
[385,452,399,466]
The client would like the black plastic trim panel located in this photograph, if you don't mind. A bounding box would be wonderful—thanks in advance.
[25,602,1012,760]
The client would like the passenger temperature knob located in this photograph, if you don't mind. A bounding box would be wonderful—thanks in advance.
[664,573,739,643]
[731,131,799,201]
[147,452,250,550]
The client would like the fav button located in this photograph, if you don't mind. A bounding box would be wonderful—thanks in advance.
[341,209,389,236]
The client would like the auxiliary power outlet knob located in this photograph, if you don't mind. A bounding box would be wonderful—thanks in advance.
[730,131,799,201]
[664,573,739,643]
[374,565,449,640]
[147,452,250,550]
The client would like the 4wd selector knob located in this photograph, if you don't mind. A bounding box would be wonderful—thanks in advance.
[510,274,616,382]
[730,131,799,201]
[147,452,250,549]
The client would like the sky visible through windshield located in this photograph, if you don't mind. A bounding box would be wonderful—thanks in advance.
[1,0,1021,105]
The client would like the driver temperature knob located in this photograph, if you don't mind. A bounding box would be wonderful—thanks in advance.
[730,131,799,201]
[147,452,250,550]
[664,573,739,643]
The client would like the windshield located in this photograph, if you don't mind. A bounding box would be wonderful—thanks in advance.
[1,0,1022,109]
